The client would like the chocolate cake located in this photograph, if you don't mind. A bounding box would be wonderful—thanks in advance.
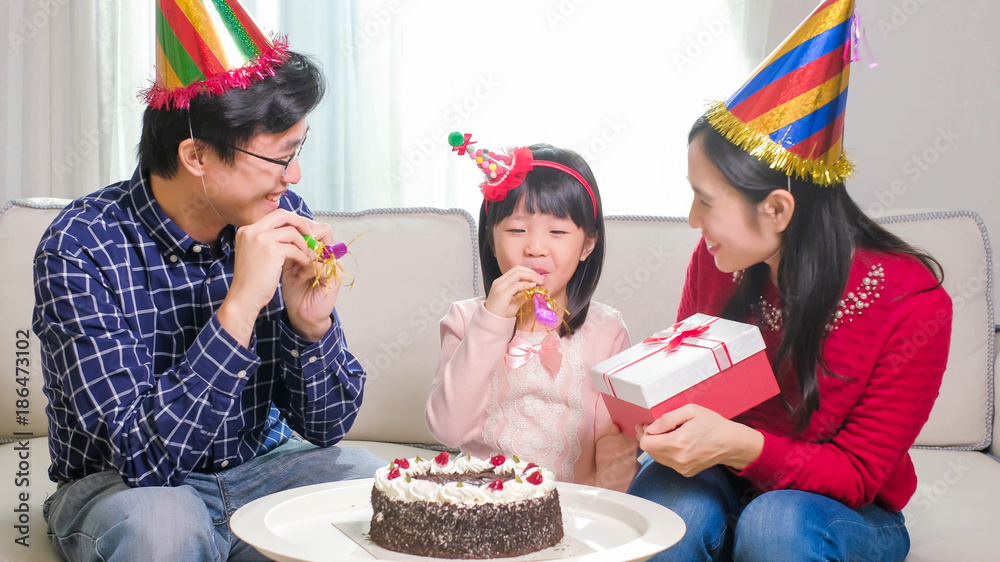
[368,452,563,559]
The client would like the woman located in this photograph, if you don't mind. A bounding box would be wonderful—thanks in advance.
[628,2,952,559]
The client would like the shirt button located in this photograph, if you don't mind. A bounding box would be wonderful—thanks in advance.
[169,254,179,263]
[192,245,202,253]
[236,370,247,378]
[290,349,300,358]
[308,357,318,364]
[221,460,229,468]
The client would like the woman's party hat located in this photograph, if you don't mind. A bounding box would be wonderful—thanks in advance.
[142,0,289,110]
[706,0,861,186]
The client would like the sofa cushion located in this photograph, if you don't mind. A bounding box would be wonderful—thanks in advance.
[994,329,999,458]
[902,449,1000,561]
[879,212,994,449]
[310,208,479,445]
[599,211,995,450]
[0,200,69,441]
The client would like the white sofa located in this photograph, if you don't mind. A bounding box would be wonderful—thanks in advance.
[1,199,996,561]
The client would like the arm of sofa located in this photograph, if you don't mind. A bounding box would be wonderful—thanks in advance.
[993,326,999,458]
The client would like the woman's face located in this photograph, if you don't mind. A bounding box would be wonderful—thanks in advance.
[686,134,782,273]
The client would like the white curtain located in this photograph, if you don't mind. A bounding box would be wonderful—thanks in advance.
[2,0,763,218]
[1,0,152,202]
[262,0,760,217]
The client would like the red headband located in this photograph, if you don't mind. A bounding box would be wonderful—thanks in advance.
[448,132,597,218]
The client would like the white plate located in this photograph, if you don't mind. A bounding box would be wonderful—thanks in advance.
[230,478,685,561]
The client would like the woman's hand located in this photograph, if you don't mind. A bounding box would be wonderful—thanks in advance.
[636,404,763,477]
[483,265,544,319]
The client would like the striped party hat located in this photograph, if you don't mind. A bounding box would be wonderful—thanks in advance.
[706,0,859,186]
[142,0,289,110]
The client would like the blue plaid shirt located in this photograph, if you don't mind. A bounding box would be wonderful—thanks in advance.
[32,166,367,487]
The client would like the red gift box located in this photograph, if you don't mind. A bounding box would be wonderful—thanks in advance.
[590,313,779,438]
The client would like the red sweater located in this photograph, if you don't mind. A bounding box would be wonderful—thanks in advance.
[679,240,952,511]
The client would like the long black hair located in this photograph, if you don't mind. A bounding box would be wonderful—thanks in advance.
[689,116,943,430]
[479,144,605,337]
[139,51,325,178]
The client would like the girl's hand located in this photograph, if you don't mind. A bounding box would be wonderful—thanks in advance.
[595,423,640,491]
[636,404,763,477]
[484,265,544,318]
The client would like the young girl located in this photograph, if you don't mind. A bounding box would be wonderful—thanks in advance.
[629,3,952,560]
[426,133,639,492]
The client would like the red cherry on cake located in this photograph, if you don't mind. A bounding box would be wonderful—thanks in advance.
[387,466,401,480]
[394,458,410,469]
[488,479,505,491]
[434,451,450,466]
[523,463,538,473]
[490,454,506,467]
[526,470,543,485]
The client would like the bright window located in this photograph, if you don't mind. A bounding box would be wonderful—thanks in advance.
[252,1,751,217]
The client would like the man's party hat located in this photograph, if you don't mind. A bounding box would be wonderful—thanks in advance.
[142,0,289,110]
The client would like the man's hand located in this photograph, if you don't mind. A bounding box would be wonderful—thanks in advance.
[280,220,340,341]
[218,210,323,346]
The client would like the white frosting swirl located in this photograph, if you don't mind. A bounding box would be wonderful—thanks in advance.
[438,482,488,504]
[373,454,556,504]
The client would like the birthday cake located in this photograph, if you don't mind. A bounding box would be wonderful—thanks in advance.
[368,452,563,559]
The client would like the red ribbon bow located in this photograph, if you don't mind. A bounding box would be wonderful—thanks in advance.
[643,324,710,353]
[450,133,476,155]
[506,331,562,374]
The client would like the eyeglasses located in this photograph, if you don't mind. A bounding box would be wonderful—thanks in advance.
[224,128,309,176]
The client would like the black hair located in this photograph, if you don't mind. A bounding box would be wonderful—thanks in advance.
[138,51,325,178]
[689,116,943,430]
[479,144,605,337]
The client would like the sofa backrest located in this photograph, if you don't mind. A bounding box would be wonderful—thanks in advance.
[598,211,996,451]
[311,209,480,445]
[2,201,994,453]
[0,201,480,448]
[876,212,995,450]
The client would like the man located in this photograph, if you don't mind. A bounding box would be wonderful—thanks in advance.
[31,2,383,559]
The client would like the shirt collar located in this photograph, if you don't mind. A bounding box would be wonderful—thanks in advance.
[128,165,234,260]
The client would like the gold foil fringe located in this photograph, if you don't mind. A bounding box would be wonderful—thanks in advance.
[705,101,854,187]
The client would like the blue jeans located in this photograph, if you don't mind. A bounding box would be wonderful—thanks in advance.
[627,459,910,561]
[43,438,386,561]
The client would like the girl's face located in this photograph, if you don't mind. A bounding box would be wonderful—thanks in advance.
[686,135,782,273]
[492,199,596,306]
